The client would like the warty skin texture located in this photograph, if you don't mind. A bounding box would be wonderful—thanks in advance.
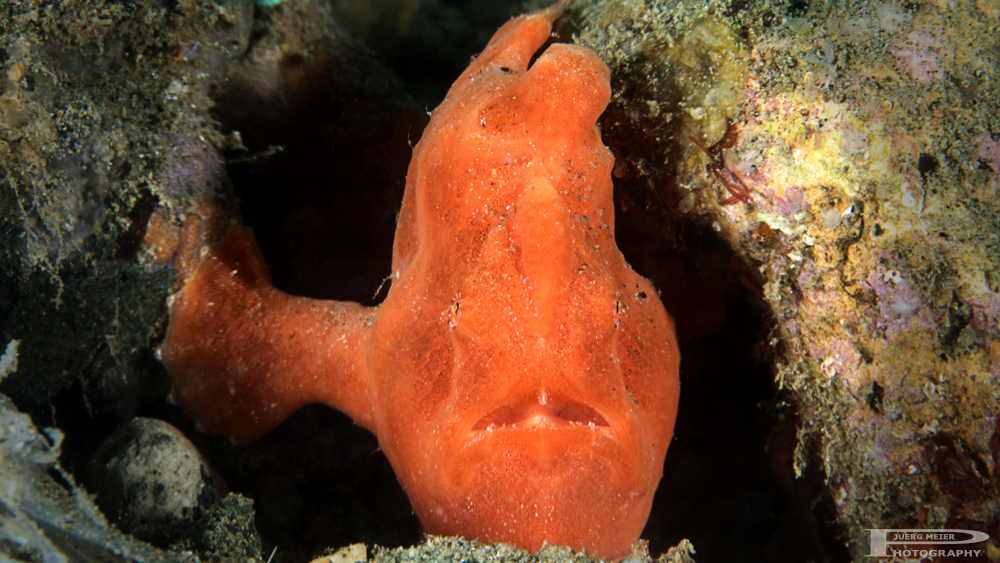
[161,5,680,559]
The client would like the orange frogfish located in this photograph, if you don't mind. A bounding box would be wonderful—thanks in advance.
[161,4,680,560]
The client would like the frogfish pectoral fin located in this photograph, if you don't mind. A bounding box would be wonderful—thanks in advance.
[160,223,375,444]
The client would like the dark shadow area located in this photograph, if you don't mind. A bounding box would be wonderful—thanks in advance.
[330,0,528,110]
[613,187,849,563]
[213,49,422,306]
[192,405,421,563]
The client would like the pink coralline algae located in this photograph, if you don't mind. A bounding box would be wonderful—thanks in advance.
[863,264,938,340]
[890,31,946,85]
[977,135,1000,174]
[968,292,1000,332]
[764,185,808,216]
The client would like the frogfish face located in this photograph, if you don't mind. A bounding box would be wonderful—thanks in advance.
[363,7,680,557]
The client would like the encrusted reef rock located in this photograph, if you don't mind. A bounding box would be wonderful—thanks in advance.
[572,0,1000,556]
[0,0,248,416]
[575,0,750,168]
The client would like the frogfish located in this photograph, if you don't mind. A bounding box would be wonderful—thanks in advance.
[161,4,680,559]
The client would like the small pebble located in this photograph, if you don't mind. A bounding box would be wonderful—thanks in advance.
[87,417,226,544]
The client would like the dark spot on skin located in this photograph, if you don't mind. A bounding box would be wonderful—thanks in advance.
[500,66,510,72]
[872,224,884,236]
[637,291,647,299]
[153,482,166,496]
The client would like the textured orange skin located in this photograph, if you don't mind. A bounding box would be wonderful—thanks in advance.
[162,6,680,560]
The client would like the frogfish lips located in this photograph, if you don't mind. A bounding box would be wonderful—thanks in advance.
[470,391,611,431]
[457,392,638,487]
[409,391,655,557]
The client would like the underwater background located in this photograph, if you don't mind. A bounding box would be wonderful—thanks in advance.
[2,0,999,561]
